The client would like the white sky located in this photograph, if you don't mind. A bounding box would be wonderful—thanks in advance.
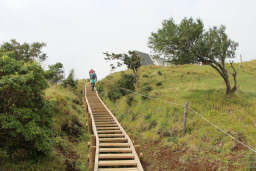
[1,0,255,79]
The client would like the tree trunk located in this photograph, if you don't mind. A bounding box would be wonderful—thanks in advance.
[223,75,232,95]
[209,61,238,95]
[133,67,139,88]
[135,71,139,88]
[223,70,237,95]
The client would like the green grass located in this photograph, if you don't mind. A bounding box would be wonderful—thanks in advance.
[98,60,256,170]
[0,80,90,170]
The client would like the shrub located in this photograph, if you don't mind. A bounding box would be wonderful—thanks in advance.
[106,73,135,102]
[142,74,149,78]
[0,56,54,159]
[156,82,162,86]
[126,95,134,106]
[148,120,157,129]
[118,73,135,96]
[96,82,104,98]
[141,84,152,100]
[144,113,152,120]
[108,87,122,102]
[158,71,163,75]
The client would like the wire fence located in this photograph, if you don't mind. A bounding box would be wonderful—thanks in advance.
[105,86,256,154]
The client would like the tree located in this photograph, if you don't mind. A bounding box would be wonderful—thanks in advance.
[62,69,77,88]
[149,17,239,95]
[0,39,47,63]
[149,18,203,64]
[45,62,64,84]
[0,55,54,159]
[104,51,142,87]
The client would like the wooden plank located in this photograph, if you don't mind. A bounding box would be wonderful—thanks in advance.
[99,138,128,143]
[99,148,132,153]
[99,153,134,159]
[99,143,129,147]
[97,127,120,130]
[96,124,118,127]
[98,160,137,167]
[95,121,116,124]
[98,168,138,171]
[98,134,125,138]
[98,130,122,134]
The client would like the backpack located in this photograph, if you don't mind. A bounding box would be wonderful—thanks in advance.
[91,72,96,79]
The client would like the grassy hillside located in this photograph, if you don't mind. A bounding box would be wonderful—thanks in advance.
[0,81,90,170]
[97,60,256,170]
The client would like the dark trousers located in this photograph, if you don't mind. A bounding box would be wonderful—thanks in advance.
[91,82,95,91]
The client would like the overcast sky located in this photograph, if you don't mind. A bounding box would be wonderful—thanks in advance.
[1,0,255,79]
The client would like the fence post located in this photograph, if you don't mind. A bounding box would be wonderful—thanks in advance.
[183,102,188,135]
[88,116,93,134]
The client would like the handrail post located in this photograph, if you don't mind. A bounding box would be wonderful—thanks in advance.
[89,146,96,171]
[88,115,93,134]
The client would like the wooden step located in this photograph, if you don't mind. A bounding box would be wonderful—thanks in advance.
[98,130,122,134]
[98,160,137,167]
[95,121,115,124]
[99,138,128,143]
[94,117,113,119]
[98,134,124,138]
[93,115,111,117]
[99,153,135,159]
[98,168,138,171]
[97,127,120,130]
[99,148,132,153]
[95,120,114,122]
[99,143,129,147]
[96,124,117,127]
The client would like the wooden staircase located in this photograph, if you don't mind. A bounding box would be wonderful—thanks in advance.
[85,85,144,171]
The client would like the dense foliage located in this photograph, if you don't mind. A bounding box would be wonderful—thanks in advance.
[98,73,135,102]
[0,39,47,63]
[0,55,54,159]
[149,17,239,94]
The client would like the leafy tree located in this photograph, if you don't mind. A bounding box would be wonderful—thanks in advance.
[149,17,239,95]
[149,18,203,65]
[0,39,47,62]
[45,62,64,84]
[104,51,141,87]
[63,69,77,88]
[0,55,54,159]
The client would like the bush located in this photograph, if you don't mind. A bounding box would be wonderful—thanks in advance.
[0,56,54,159]
[126,95,134,106]
[156,82,162,86]
[107,73,136,102]
[96,82,104,98]
[141,84,152,100]
[118,73,135,96]
[108,86,122,102]
[142,74,149,78]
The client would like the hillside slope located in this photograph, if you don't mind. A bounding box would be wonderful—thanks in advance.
[97,60,256,170]
[0,81,90,170]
